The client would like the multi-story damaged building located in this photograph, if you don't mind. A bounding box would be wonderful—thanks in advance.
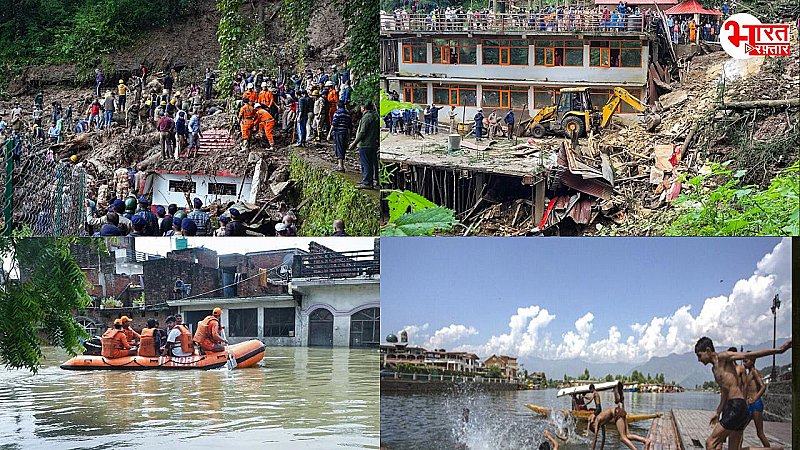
[381,1,676,123]
[73,238,380,348]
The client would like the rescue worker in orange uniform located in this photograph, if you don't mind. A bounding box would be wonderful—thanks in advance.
[120,316,140,346]
[193,307,228,353]
[138,318,161,357]
[101,319,135,358]
[326,82,339,126]
[255,103,275,147]
[257,82,274,108]
[238,98,257,150]
[243,83,258,104]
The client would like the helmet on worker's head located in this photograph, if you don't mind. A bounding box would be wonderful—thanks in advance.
[213,307,223,316]
[261,82,267,88]
[160,101,167,106]
[170,99,176,105]
[124,195,137,213]
[325,81,334,87]
[312,90,319,96]
[174,210,187,219]
[119,79,124,84]
[70,155,78,162]
[247,83,254,89]
[145,100,152,106]
[254,103,261,109]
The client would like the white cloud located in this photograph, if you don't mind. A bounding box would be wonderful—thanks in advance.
[446,238,792,364]
[425,324,478,350]
[399,323,430,344]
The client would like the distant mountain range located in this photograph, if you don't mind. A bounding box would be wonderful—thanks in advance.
[523,339,792,388]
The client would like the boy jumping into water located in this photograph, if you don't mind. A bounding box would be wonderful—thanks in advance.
[694,337,792,450]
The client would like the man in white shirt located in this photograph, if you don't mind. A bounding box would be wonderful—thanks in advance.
[164,316,193,357]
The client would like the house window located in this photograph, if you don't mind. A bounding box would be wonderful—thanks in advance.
[401,39,427,63]
[432,85,477,107]
[533,88,556,109]
[590,41,641,68]
[350,307,380,348]
[168,180,196,193]
[228,308,258,337]
[263,307,295,337]
[208,182,237,196]
[432,39,477,65]
[482,39,528,65]
[402,82,428,105]
[481,86,528,110]
[534,40,583,67]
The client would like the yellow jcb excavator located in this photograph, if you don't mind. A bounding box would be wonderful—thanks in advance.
[523,87,661,138]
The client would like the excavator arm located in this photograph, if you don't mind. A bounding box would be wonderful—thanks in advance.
[600,87,661,131]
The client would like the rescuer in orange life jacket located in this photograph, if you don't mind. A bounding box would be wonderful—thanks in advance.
[193,307,228,353]
[101,319,136,358]
[120,316,140,346]
[138,318,162,357]
[163,315,195,357]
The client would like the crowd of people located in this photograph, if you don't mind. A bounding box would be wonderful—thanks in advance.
[384,2,656,33]
[100,309,228,359]
[234,65,379,189]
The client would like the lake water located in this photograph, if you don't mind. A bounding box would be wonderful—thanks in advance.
[0,346,379,449]
[380,387,720,450]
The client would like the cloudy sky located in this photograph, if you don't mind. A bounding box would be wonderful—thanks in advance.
[381,238,792,365]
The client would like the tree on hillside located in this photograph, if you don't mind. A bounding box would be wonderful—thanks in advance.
[0,238,99,373]
[583,368,590,379]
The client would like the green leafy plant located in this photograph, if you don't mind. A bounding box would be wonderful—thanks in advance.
[380,90,416,116]
[665,160,799,236]
[381,190,456,236]
[289,151,380,236]
[216,0,244,100]
[0,238,102,373]
[101,297,122,308]
[345,0,379,104]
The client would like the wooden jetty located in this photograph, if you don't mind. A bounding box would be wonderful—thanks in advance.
[647,409,793,450]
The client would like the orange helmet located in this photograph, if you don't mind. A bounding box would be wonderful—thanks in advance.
[213,307,223,315]
[113,318,122,325]
[120,316,131,323]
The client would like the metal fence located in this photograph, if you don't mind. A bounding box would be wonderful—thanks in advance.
[381,11,651,33]
[1,136,86,236]
[294,249,380,279]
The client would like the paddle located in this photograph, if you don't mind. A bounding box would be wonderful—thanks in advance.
[220,328,237,370]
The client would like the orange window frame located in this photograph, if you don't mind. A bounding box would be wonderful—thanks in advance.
[483,86,528,109]
[402,83,428,104]
[482,40,528,66]
[401,41,426,64]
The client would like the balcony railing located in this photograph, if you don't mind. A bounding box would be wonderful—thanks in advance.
[294,249,380,279]
[381,11,652,33]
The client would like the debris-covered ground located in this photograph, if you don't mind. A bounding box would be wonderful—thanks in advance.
[0,0,377,236]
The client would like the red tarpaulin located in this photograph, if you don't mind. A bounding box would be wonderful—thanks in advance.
[664,0,722,16]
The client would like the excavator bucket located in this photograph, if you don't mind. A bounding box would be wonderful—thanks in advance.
[643,112,661,132]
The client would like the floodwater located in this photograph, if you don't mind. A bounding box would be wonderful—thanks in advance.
[0,346,379,449]
[381,387,720,450]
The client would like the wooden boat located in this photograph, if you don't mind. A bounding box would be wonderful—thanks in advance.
[60,340,265,370]
[525,404,662,423]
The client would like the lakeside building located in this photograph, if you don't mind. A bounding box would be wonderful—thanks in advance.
[381,343,484,374]
[484,354,519,381]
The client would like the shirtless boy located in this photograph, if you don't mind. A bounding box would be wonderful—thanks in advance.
[694,337,792,450]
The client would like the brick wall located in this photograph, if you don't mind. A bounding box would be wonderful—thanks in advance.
[142,258,220,305]
[219,251,293,297]
[166,247,219,269]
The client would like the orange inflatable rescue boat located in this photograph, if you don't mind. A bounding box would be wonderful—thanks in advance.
[60,340,265,370]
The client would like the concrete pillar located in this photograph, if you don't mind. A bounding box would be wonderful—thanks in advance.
[257,307,264,339]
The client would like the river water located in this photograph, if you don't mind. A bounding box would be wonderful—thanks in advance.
[0,346,379,449]
[381,387,720,450]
